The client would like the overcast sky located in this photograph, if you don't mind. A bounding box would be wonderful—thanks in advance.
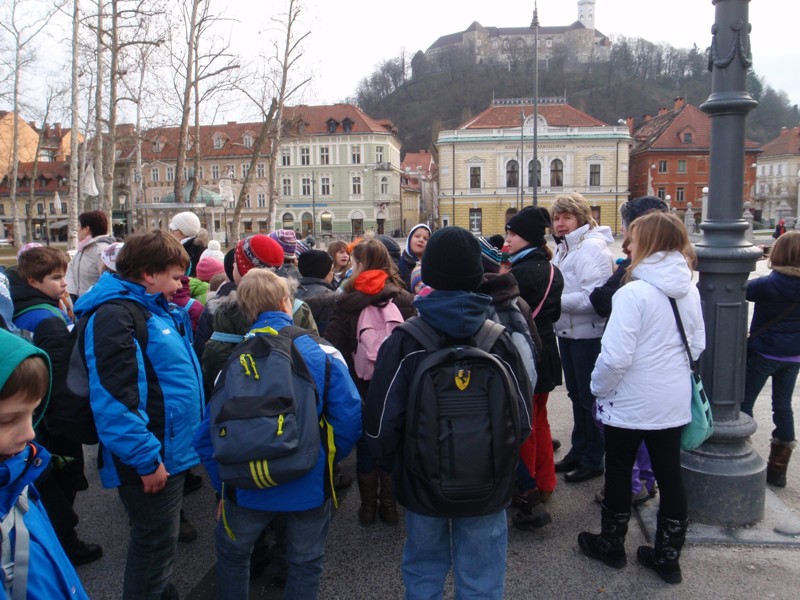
[227,0,798,114]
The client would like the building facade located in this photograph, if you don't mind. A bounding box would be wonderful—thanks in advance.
[435,97,631,236]
[753,126,800,227]
[400,150,437,231]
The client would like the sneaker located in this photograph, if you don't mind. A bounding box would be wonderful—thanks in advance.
[179,510,197,543]
[65,539,103,566]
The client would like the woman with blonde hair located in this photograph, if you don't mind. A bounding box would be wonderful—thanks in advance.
[579,212,705,584]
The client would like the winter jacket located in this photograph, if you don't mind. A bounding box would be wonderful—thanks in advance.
[295,277,338,338]
[194,311,361,512]
[746,268,800,358]
[589,258,630,319]
[325,270,416,396]
[397,250,419,292]
[364,290,533,517]
[194,280,236,359]
[74,272,205,488]
[65,234,114,297]
[10,278,70,376]
[173,276,204,333]
[510,246,564,393]
[0,444,89,599]
[591,251,705,430]
[189,277,210,305]
[552,224,614,339]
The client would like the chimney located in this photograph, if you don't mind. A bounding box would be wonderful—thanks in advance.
[658,107,668,116]
[674,96,685,111]
[227,121,237,125]
[644,114,652,122]
[626,116,634,135]
[54,122,62,137]
[29,120,36,129]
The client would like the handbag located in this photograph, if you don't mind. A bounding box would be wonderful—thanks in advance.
[669,298,713,451]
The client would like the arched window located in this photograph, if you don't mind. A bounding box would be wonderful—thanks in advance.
[528,160,541,188]
[550,159,563,188]
[506,160,519,188]
[380,176,389,195]
[282,212,294,229]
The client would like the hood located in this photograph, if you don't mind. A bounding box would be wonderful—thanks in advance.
[631,251,694,298]
[173,276,192,305]
[10,277,59,314]
[558,223,614,250]
[74,271,169,318]
[353,270,389,296]
[247,310,293,335]
[0,444,49,514]
[405,224,431,255]
[475,272,521,305]
[414,290,492,339]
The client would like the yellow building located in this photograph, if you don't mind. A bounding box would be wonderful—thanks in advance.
[435,97,631,236]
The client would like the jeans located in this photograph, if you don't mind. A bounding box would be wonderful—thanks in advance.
[603,425,687,520]
[558,337,605,471]
[117,471,185,600]
[215,499,331,600]
[403,509,507,600]
[742,349,800,442]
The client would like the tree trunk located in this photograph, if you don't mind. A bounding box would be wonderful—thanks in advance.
[174,0,200,204]
[68,0,81,251]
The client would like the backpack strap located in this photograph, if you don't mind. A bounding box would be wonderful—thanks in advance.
[14,303,66,324]
[0,485,31,600]
[398,316,442,353]
[473,320,506,353]
[210,331,245,344]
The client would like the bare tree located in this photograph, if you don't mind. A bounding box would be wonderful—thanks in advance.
[68,0,81,250]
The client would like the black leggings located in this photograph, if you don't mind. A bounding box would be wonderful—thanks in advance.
[603,425,687,520]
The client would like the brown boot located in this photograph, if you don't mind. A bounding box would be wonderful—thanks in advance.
[767,438,796,487]
[356,472,379,526]
[377,470,399,526]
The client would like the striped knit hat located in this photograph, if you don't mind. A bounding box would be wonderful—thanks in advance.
[234,235,284,277]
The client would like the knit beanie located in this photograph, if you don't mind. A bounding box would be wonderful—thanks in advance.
[298,250,333,280]
[478,237,502,274]
[410,263,424,293]
[620,195,669,229]
[376,235,401,261]
[505,207,551,248]
[101,242,124,272]
[16,242,43,259]
[421,227,483,292]
[488,234,506,250]
[269,229,298,260]
[235,234,284,277]
[169,211,201,237]
[196,256,225,282]
[223,248,236,281]
[295,239,309,256]
[405,224,432,256]
[200,240,225,262]
[0,328,50,399]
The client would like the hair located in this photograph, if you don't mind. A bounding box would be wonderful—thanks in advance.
[18,247,68,282]
[769,231,800,269]
[327,240,350,274]
[237,269,290,323]
[78,210,109,238]
[626,212,695,281]
[1,356,49,404]
[551,192,595,229]
[116,230,189,281]
[208,272,228,292]
[344,239,404,292]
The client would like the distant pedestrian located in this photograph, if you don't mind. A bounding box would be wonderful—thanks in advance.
[169,211,208,277]
[773,219,786,239]
[66,210,115,299]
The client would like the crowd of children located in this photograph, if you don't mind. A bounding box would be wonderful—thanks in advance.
[0,199,797,598]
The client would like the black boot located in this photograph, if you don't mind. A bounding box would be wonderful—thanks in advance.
[766,438,796,487]
[578,504,630,569]
[356,472,379,526]
[377,470,399,526]
[637,514,688,584]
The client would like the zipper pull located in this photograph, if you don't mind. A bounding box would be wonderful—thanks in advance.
[277,414,284,436]
[239,354,251,376]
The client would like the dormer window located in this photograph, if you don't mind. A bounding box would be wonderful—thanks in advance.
[326,118,339,134]
[152,140,163,153]
[213,136,224,150]
[682,131,693,144]
[342,118,353,133]
[243,134,254,148]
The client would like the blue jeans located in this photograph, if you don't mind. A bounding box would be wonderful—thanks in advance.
[403,509,507,600]
[558,337,605,471]
[215,499,331,600]
[742,349,800,442]
[117,471,185,600]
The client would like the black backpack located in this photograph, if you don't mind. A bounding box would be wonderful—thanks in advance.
[46,300,148,445]
[208,326,330,490]
[400,317,523,517]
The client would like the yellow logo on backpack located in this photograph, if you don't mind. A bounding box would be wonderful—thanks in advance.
[455,368,471,391]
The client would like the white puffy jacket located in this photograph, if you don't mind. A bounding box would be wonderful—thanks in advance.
[591,250,705,430]
[552,223,614,339]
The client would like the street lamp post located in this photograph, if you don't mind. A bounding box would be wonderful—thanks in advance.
[311,173,317,238]
[531,0,540,207]
[43,203,49,246]
[686,0,765,526]
[119,194,127,237]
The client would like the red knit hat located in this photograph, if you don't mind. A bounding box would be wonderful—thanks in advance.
[235,235,284,276]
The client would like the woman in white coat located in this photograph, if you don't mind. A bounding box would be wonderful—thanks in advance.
[578,212,705,585]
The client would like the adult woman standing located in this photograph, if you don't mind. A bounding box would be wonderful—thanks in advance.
[579,212,705,584]
[65,210,115,299]
[325,239,416,526]
[741,231,800,487]
[169,211,208,277]
[397,224,431,292]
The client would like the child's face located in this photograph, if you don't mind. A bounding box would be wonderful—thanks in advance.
[28,271,67,301]
[0,393,39,461]
[334,249,349,268]
[143,265,185,302]
[409,229,429,257]
[505,230,529,254]
[553,212,580,237]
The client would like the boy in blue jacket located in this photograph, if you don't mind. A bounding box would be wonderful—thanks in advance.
[195,268,361,600]
[0,328,88,598]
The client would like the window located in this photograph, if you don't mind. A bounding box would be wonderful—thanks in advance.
[243,134,253,148]
[282,150,291,166]
[301,147,310,166]
[211,165,220,179]
[529,160,541,188]
[302,177,312,196]
[166,166,174,181]
[657,187,666,200]
[327,119,338,134]
[257,192,266,208]
[37,203,43,215]
[351,146,361,164]
[242,163,250,178]
[197,166,204,180]
[244,220,253,233]
[470,166,481,189]
[676,187,685,202]
[49,202,56,215]
[352,176,362,195]
[376,146,384,163]
[769,165,773,176]
[683,132,693,143]
[550,159,563,187]
[589,164,601,187]
[227,165,235,179]
[151,167,159,182]
[469,208,482,234]
[658,160,668,173]
[213,137,223,150]
[677,160,687,174]
[0,204,4,215]
[321,212,332,233]
[506,160,519,188]
[245,194,251,208]
[152,140,162,152]
[320,147,330,165]
[380,176,389,194]
[778,165,783,176]
[183,167,190,180]
[153,195,161,203]
[256,163,265,178]
[320,176,330,196]
[282,177,292,196]
[343,118,353,133]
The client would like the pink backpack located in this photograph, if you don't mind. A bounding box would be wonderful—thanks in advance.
[352,300,404,380]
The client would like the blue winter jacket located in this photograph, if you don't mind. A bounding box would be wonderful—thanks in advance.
[194,310,361,512]
[0,444,88,598]
[74,272,205,488]
[747,269,800,357]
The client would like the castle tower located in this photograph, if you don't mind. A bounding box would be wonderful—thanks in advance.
[578,0,596,29]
